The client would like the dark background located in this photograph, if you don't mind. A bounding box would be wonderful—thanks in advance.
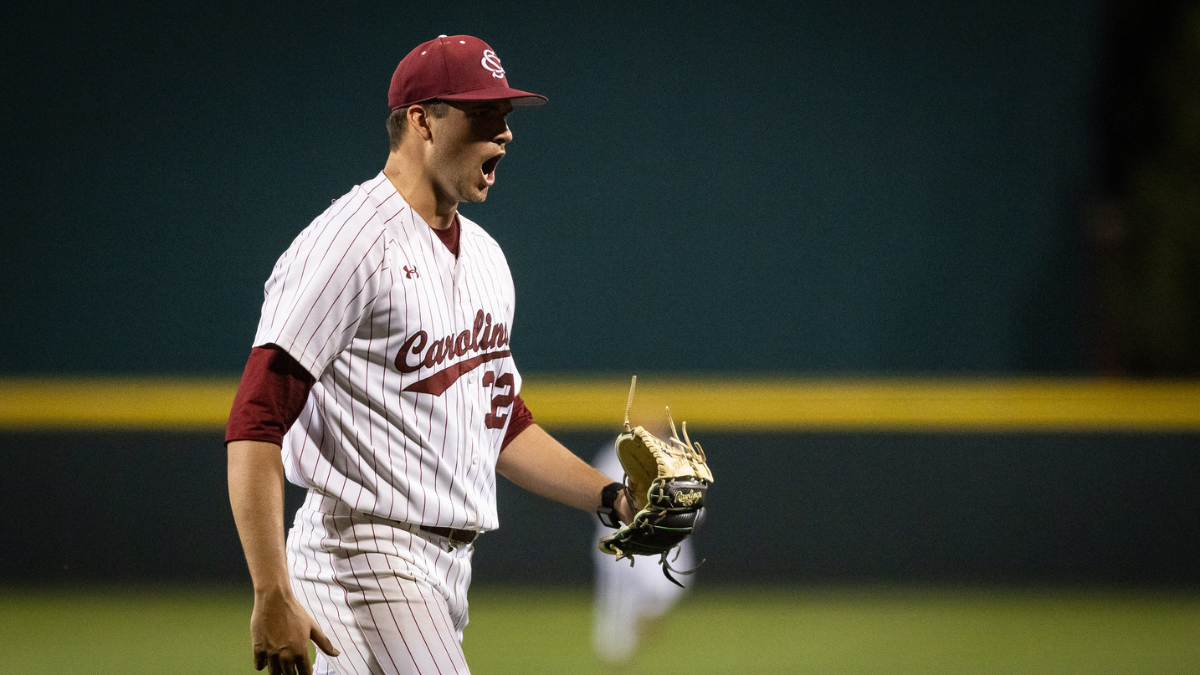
[3,0,1199,587]
[1,0,1099,375]
[4,431,1198,585]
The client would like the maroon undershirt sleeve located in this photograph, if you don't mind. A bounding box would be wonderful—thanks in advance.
[225,345,315,446]
[501,395,535,450]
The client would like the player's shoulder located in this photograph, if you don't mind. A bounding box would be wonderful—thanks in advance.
[289,174,400,252]
[316,173,399,235]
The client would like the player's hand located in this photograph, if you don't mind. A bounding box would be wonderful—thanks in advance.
[250,588,340,675]
[614,488,636,525]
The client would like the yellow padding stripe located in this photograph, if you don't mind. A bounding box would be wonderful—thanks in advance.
[1,377,1199,432]
[0,378,239,431]
[526,378,1200,432]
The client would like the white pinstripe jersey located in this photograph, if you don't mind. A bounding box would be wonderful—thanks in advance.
[254,172,521,532]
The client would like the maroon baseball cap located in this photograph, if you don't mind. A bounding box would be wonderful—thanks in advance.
[388,35,547,110]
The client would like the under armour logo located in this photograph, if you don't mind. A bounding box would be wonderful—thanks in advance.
[404,265,420,279]
[481,50,505,79]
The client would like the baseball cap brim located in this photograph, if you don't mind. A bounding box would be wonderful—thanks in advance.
[435,86,548,107]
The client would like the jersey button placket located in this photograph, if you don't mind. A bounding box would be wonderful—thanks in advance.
[467,401,479,468]
[459,258,475,385]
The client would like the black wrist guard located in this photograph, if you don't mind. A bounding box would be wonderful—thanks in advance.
[596,481,624,529]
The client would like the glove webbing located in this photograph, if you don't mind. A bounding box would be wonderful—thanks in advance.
[609,538,706,588]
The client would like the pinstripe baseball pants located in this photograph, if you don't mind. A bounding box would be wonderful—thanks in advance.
[287,491,474,675]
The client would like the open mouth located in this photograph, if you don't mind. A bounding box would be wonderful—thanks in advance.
[481,154,503,185]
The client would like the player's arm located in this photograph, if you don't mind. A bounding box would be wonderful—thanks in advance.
[227,347,337,675]
[228,441,338,674]
[496,424,635,523]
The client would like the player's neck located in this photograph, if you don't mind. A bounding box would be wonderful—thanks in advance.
[383,153,458,231]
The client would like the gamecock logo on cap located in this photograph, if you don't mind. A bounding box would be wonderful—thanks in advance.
[481,50,505,79]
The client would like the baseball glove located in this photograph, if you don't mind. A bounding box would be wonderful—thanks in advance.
[598,376,714,587]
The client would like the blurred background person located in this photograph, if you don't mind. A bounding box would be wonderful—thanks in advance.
[590,430,696,665]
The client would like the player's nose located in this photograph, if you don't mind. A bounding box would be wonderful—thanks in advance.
[495,121,512,145]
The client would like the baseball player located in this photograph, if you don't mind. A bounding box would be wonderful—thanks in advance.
[225,35,635,675]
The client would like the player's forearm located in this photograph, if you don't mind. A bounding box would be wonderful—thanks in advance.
[227,440,293,597]
[495,423,613,513]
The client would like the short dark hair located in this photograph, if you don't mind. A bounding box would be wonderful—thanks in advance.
[387,100,450,150]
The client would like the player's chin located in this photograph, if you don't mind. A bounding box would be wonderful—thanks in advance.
[462,183,491,203]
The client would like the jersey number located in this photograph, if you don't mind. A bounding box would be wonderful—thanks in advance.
[481,371,514,430]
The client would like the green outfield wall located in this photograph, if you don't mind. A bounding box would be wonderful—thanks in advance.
[2,376,1196,584]
[9,2,1182,589]
[3,429,1197,585]
[1,0,1097,375]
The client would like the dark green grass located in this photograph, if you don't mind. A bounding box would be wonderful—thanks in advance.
[2,585,1198,674]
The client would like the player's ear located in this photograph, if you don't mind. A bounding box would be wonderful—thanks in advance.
[406,104,435,142]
